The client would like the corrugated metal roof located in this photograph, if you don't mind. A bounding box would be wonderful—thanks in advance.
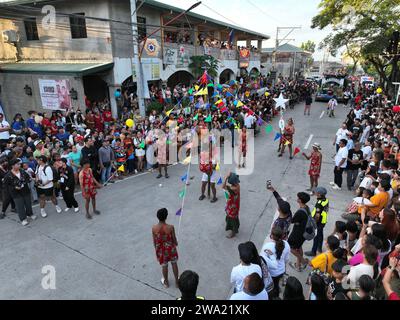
[1,0,270,39]
[0,61,114,76]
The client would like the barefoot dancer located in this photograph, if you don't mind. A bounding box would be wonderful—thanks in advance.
[279,118,295,159]
[79,158,102,220]
[302,143,323,193]
[152,208,179,288]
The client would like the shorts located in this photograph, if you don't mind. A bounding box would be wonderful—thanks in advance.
[202,171,217,183]
[37,187,54,198]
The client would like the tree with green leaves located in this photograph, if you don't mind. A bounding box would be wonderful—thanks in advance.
[312,0,400,96]
[300,40,316,54]
[189,55,219,80]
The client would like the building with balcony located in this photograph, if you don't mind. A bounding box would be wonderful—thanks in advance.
[261,43,311,79]
[0,0,269,118]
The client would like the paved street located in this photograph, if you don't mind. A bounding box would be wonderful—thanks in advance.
[0,101,354,300]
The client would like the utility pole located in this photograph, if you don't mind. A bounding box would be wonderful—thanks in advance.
[272,26,301,71]
[130,0,146,117]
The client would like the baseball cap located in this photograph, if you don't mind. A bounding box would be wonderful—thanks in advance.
[314,187,327,196]
[33,140,43,147]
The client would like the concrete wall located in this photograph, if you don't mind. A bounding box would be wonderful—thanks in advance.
[0,0,113,61]
[0,73,85,119]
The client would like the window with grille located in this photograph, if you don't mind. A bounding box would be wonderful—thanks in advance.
[70,13,87,39]
[137,16,147,41]
[24,18,39,41]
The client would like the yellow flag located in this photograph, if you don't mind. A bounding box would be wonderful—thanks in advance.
[285,141,291,146]
[195,87,208,96]
[165,109,174,117]
[216,163,220,171]
[118,165,125,172]
[195,85,200,91]
[216,99,223,105]
[182,156,191,165]
[237,101,244,108]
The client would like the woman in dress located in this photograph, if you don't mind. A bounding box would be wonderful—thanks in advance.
[238,127,247,168]
[278,118,295,159]
[79,158,102,220]
[152,208,179,288]
[223,172,241,239]
[302,143,323,193]
[134,131,146,172]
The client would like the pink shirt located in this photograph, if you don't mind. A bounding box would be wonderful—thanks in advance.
[349,252,381,266]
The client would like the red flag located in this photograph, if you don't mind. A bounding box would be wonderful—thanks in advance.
[294,147,301,156]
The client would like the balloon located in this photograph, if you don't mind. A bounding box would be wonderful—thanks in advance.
[34,115,41,124]
[376,88,383,94]
[114,90,121,98]
[393,106,400,113]
[126,119,134,128]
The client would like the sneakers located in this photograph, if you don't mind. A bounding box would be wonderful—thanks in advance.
[30,215,38,221]
[156,174,163,179]
[64,208,70,212]
[332,185,342,190]
[329,182,335,186]
[21,219,29,226]
[94,210,101,215]
[0,213,5,219]
[74,207,80,213]
[199,195,206,201]
[56,206,62,214]
[41,209,48,218]
[210,197,218,203]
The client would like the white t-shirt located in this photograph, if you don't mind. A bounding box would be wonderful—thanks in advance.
[362,145,372,161]
[260,241,290,277]
[335,128,350,144]
[36,165,54,189]
[346,263,374,289]
[230,263,262,293]
[230,290,268,301]
[335,147,348,168]
[244,114,255,129]
[0,120,10,140]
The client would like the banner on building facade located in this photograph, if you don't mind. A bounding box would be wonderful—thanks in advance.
[239,48,250,68]
[163,47,178,65]
[38,79,72,110]
[176,45,190,68]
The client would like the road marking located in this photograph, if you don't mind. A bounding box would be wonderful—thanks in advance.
[320,111,325,119]
[304,134,314,150]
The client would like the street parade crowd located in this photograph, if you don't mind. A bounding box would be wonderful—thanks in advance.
[1,72,400,301]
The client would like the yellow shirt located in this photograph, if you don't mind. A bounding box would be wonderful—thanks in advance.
[368,191,389,217]
[311,251,336,275]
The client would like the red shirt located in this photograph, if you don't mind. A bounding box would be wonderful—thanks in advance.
[389,292,400,300]
[103,111,113,123]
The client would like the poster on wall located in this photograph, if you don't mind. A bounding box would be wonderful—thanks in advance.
[163,47,178,65]
[38,79,72,110]
[176,46,190,68]
[239,48,250,68]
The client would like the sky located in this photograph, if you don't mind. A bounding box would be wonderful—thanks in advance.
[156,0,339,61]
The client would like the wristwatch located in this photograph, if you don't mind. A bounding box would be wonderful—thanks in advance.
[388,265,395,270]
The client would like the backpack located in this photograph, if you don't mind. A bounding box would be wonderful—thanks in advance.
[39,165,59,182]
[302,207,317,241]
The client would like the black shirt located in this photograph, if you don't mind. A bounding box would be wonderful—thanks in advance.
[347,149,364,170]
[350,124,363,140]
[81,145,98,169]
[4,169,31,198]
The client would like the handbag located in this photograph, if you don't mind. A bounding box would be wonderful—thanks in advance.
[306,253,331,285]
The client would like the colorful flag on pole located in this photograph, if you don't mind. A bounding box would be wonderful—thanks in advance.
[237,101,244,108]
[257,117,263,126]
[139,141,145,149]
[181,174,188,182]
[117,165,125,172]
[285,140,291,146]
[205,115,212,123]
[274,133,282,141]
[294,147,301,156]
[224,191,230,200]
[179,190,186,198]
[217,177,223,185]
[182,156,191,165]
[216,163,220,171]
[193,114,199,121]
[165,109,174,117]
[265,124,273,134]
[176,208,182,216]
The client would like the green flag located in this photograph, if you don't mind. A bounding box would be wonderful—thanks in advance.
[139,141,145,149]
[224,191,230,200]
[205,115,212,123]
[265,124,273,134]
[188,88,194,95]
[179,190,186,199]
[207,83,214,87]
[193,114,199,121]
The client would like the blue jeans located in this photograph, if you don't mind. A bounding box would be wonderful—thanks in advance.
[101,165,112,183]
[312,224,324,254]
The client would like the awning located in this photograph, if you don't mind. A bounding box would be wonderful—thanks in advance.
[0,61,114,76]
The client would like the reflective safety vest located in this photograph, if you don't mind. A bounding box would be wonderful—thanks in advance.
[311,198,329,225]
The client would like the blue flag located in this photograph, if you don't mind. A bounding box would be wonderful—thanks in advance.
[176,208,182,216]
[217,177,223,185]
[274,133,282,141]
[181,173,188,182]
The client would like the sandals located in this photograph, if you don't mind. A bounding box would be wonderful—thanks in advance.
[289,261,302,272]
